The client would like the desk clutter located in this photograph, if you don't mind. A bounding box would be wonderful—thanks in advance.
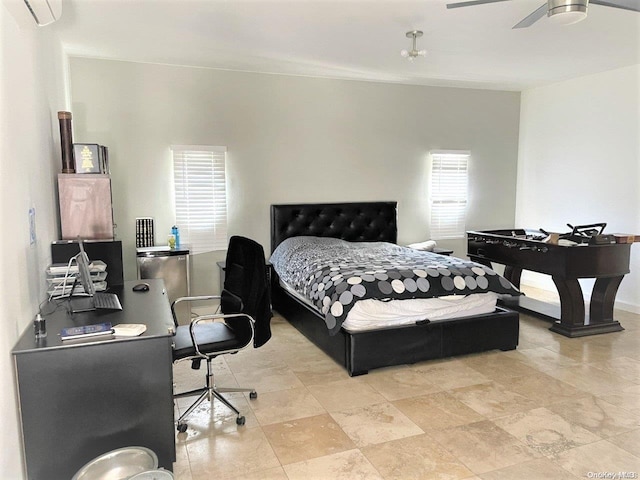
[61,322,114,341]
[113,323,147,337]
[46,260,108,297]
[59,322,147,341]
[51,240,124,288]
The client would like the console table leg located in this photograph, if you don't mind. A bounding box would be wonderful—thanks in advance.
[503,266,522,289]
[551,277,585,328]
[549,276,624,337]
[590,275,624,324]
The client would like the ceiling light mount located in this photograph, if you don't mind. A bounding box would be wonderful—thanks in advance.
[401,30,427,61]
[547,0,588,25]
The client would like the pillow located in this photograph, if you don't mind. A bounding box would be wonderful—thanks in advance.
[407,240,437,251]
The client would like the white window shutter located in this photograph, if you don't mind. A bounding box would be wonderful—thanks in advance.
[171,145,228,254]
[430,151,470,240]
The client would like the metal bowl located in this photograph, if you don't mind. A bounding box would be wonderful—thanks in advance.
[72,447,158,480]
[129,469,174,479]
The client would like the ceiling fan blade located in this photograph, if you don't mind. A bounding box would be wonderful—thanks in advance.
[512,3,548,28]
[590,0,640,12]
[446,0,511,9]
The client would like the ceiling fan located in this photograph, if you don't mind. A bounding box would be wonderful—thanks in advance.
[446,0,640,29]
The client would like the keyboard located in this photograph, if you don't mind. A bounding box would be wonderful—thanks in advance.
[93,292,123,310]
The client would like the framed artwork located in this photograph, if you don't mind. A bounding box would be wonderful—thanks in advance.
[73,143,101,173]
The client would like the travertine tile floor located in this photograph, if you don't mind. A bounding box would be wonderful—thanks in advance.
[172,288,640,480]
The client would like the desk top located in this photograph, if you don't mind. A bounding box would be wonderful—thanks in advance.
[13,279,175,355]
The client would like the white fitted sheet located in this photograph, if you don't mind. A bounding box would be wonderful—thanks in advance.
[280,280,498,333]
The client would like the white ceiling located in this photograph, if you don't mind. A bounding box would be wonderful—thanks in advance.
[52,0,640,91]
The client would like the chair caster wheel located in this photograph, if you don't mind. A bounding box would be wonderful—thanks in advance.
[177,423,188,433]
[236,416,246,426]
[249,391,258,399]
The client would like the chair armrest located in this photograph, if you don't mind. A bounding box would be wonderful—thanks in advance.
[221,288,244,313]
[188,313,255,358]
[171,295,221,327]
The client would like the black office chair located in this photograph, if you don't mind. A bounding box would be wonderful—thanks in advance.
[170,236,272,431]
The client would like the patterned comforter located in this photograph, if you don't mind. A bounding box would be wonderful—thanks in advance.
[270,236,520,335]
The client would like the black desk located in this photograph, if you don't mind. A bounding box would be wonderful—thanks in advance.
[12,280,176,479]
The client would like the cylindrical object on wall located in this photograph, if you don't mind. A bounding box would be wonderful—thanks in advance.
[58,111,75,173]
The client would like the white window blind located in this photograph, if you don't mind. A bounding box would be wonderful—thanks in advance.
[430,151,470,240]
[171,145,228,254]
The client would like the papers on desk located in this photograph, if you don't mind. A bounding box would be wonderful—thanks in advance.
[113,324,147,337]
[48,271,107,286]
[46,261,108,297]
[59,323,147,342]
[47,281,108,297]
[47,260,107,276]
[61,322,114,341]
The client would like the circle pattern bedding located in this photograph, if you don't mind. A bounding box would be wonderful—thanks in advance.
[270,236,520,335]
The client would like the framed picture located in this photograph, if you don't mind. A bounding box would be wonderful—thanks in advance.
[73,143,102,173]
[99,145,110,174]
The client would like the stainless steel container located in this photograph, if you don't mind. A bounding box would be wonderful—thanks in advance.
[72,446,158,480]
[136,246,191,325]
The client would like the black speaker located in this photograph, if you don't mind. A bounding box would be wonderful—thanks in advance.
[51,240,124,287]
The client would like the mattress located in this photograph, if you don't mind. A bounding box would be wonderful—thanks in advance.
[280,279,498,332]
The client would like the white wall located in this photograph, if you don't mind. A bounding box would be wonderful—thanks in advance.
[517,65,640,312]
[0,4,67,478]
[68,58,521,294]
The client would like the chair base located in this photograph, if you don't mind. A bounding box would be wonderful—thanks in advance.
[174,359,257,431]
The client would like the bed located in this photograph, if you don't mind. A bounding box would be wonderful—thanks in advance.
[270,201,520,376]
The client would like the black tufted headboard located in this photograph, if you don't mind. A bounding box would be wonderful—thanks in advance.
[270,202,398,253]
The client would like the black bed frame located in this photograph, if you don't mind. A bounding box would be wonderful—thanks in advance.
[270,201,519,376]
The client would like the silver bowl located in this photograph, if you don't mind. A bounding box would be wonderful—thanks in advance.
[72,446,158,480]
[129,469,174,479]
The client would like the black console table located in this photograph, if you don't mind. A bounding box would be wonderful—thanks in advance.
[468,229,633,337]
[12,280,176,479]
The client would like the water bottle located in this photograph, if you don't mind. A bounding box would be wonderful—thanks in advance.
[34,313,47,339]
[171,225,180,248]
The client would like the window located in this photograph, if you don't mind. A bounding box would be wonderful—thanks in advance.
[171,145,228,253]
[429,150,470,240]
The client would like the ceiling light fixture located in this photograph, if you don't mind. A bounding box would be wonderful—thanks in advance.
[547,0,588,25]
[400,30,426,61]
[443,0,640,29]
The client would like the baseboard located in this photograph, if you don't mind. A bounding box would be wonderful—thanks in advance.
[613,300,640,315]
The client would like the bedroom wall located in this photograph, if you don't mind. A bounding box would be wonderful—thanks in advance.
[68,58,521,295]
[516,64,640,312]
[0,4,67,477]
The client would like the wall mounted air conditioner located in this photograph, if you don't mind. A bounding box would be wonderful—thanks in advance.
[23,0,61,26]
